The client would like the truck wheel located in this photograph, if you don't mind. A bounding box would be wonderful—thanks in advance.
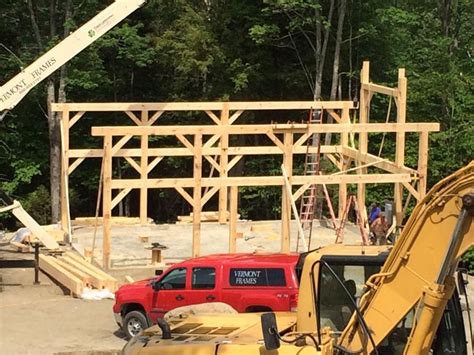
[123,310,149,339]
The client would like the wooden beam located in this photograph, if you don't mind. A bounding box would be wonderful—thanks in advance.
[418,131,429,199]
[193,134,203,257]
[9,201,60,249]
[219,103,230,223]
[281,132,293,253]
[342,147,416,175]
[52,101,356,112]
[102,135,112,270]
[68,145,342,159]
[39,255,83,296]
[205,110,221,125]
[394,68,407,226]
[111,135,133,155]
[358,61,370,226]
[229,110,243,124]
[140,111,149,224]
[147,157,163,174]
[111,188,132,210]
[227,155,243,172]
[202,186,219,208]
[362,83,399,97]
[125,111,141,126]
[92,123,440,137]
[68,157,85,174]
[124,156,141,173]
[229,186,238,253]
[175,187,194,207]
[148,111,164,125]
[69,111,85,129]
[110,173,413,189]
[176,134,195,154]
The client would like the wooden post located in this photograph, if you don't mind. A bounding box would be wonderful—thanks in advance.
[394,68,407,225]
[229,186,238,253]
[140,110,149,224]
[102,135,113,270]
[281,132,293,253]
[339,104,350,219]
[192,133,203,257]
[218,103,229,224]
[418,131,429,199]
[357,61,370,222]
[60,109,70,238]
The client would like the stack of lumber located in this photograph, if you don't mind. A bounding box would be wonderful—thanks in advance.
[177,211,240,224]
[39,251,118,297]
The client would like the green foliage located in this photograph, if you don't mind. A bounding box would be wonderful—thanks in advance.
[462,247,474,274]
[1,0,473,225]
[20,185,51,226]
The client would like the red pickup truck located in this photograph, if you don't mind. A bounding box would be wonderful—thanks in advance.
[113,253,299,339]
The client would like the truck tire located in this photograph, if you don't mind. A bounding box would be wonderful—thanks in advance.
[123,310,149,339]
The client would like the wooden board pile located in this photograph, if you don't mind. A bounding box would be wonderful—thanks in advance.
[39,251,118,297]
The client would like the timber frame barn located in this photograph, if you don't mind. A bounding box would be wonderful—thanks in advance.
[52,61,439,269]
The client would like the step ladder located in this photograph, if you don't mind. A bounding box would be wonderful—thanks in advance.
[335,195,369,245]
[297,109,337,251]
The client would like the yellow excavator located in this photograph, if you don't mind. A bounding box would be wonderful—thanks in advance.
[123,161,473,354]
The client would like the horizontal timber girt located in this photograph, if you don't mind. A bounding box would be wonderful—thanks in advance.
[52,101,355,112]
[91,123,440,136]
[110,174,412,189]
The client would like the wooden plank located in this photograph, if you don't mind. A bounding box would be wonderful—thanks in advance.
[205,110,221,125]
[10,202,60,249]
[68,111,85,129]
[91,123,440,137]
[125,111,141,125]
[52,101,356,112]
[124,156,141,173]
[358,61,370,228]
[39,255,83,296]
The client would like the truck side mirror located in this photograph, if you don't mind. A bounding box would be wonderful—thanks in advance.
[261,313,280,350]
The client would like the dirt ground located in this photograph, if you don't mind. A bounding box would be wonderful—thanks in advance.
[1,221,473,354]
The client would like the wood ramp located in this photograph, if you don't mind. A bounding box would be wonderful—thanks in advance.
[39,252,118,297]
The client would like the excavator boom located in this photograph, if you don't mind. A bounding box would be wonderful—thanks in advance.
[0,0,145,114]
[339,161,474,353]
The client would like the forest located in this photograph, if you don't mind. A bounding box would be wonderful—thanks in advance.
[0,0,472,232]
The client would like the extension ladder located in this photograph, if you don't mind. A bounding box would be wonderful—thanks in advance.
[297,109,337,251]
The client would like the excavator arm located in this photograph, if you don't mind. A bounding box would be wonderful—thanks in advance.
[0,0,146,117]
[338,161,474,354]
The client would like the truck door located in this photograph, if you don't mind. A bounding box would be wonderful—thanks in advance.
[187,267,218,305]
[150,267,188,321]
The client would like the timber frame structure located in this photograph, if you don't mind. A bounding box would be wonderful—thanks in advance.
[52,61,439,269]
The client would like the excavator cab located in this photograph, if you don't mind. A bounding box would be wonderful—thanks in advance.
[313,254,469,354]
